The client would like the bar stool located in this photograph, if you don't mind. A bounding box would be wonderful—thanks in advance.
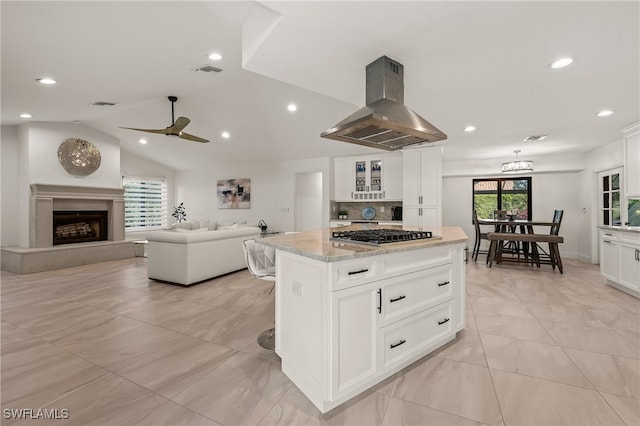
[242,239,276,350]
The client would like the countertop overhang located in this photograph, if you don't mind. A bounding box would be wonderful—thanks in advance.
[598,225,640,234]
[258,224,468,262]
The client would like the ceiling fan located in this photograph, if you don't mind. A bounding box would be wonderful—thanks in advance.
[120,96,209,143]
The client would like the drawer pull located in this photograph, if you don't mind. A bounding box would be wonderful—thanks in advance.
[377,289,382,314]
[348,268,369,276]
[604,233,614,236]
[390,339,406,349]
[437,281,450,287]
[389,295,406,303]
[438,318,450,325]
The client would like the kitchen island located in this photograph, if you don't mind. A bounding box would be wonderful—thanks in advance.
[258,225,468,413]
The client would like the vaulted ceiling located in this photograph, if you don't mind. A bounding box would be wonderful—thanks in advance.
[2,1,638,171]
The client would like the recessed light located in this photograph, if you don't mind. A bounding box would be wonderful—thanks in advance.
[523,135,548,142]
[221,131,230,139]
[20,113,32,118]
[550,57,573,69]
[139,139,148,144]
[597,109,614,117]
[463,125,476,132]
[36,77,56,85]
[287,103,297,112]
[208,52,222,61]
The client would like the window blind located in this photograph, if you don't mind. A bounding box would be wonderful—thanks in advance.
[122,176,168,231]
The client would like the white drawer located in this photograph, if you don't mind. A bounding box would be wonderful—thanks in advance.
[329,257,378,291]
[380,264,453,327]
[619,230,640,244]
[379,245,452,278]
[381,300,453,369]
[600,229,619,240]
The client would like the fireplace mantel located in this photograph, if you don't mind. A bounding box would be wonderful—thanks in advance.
[31,184,124,200]
[29,183,125,248]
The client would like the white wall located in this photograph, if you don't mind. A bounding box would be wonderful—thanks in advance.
[442,172,581,259]
[175,156,331,232]
[294,171,323,231]
[1,126,19,246]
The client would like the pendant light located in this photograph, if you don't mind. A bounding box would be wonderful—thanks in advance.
[501,150,533,174]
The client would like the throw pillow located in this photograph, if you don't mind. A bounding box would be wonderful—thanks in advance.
[220,223,239,230]
[201,219,217,230]
[174,222,193,230]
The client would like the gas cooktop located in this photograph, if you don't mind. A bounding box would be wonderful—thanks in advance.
[331,229,435,246]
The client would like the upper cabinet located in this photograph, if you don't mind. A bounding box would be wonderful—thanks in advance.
[402,146,442,227]
[333,153,402,201]
[622,123,640,198]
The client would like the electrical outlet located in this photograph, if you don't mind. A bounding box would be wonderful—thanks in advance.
[380,206,385,213]
[292,281,303,297]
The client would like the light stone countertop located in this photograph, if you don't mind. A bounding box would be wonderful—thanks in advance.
[258,224,468,262]
[598,225,640,234]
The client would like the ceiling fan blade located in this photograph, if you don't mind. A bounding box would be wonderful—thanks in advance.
[120,126,170,135]
[179,132,209,143]
[169,116,190,134]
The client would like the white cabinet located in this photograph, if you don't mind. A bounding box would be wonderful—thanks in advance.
[600,235,619,281]
[599,228,640,297]
[331,282,378,395]
[333,153,402,201]
[334,157,355,201]
[621,123,640,198]
[619,242,640,291]
[275,242,465,413]
[402,146,442,227]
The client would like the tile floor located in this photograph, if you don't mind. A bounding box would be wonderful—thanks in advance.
[1,257,638,425]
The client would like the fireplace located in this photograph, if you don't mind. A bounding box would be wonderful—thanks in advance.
[53,210,108,245]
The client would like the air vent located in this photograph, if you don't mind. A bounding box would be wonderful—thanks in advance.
[92,101,117,106]
[524,135,548,142]
[193,65,223,73]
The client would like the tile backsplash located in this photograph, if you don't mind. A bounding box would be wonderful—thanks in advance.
[331,201,402,221]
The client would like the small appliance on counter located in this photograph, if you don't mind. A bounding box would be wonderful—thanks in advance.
[391,206,403,221]
[258,219,268,232]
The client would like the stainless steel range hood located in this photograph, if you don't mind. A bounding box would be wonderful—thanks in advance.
[321,56,447,150]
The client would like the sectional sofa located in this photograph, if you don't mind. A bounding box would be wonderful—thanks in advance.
[145,221,261,285]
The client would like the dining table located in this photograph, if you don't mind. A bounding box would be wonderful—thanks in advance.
[476,218,559,263]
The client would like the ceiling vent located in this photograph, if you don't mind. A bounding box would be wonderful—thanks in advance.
[193,65,223,73]
[91,101,117,106]
[523,135,548,142]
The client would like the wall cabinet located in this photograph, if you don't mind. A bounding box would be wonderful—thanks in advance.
[621,123,640,198]
[402,146,442,227]
[599,228,640,297]
[333,153,402,201]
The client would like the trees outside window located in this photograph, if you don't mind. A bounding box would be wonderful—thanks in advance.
[473,177,532,220]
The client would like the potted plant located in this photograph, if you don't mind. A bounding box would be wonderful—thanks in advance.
[338,210,348,220]
[172,202,187,223]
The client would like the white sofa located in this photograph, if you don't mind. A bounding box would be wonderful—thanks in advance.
[146,226,261,285]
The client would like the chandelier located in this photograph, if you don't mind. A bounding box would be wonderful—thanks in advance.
[502,150,533,174]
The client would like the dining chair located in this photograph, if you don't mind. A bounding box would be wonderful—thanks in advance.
[494,210,508,220]
[536,209,564,271]
[472,210,489,262]
[242,239,276,350]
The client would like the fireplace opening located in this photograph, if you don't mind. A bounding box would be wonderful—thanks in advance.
[53,210,108,245]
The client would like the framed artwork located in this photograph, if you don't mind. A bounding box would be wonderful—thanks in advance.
[217,178,251,209]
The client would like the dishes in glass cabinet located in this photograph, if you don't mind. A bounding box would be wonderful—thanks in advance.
[362,207,376,220]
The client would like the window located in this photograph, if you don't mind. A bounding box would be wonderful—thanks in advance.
[122,176,167,231]
[472,177,532,220]
[598,168,622,226]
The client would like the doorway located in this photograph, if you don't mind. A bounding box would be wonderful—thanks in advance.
[294,171,323,232]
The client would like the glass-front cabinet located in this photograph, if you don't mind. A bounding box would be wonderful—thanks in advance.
[370,160,382,191]
[354,160,383,194]
[334,154,402,201]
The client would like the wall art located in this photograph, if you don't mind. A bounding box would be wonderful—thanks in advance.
[217,178,251,209]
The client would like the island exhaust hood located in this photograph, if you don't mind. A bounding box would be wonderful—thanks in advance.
[321,56,447,150]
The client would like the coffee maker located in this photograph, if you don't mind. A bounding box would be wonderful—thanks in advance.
[391,206,403,221]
